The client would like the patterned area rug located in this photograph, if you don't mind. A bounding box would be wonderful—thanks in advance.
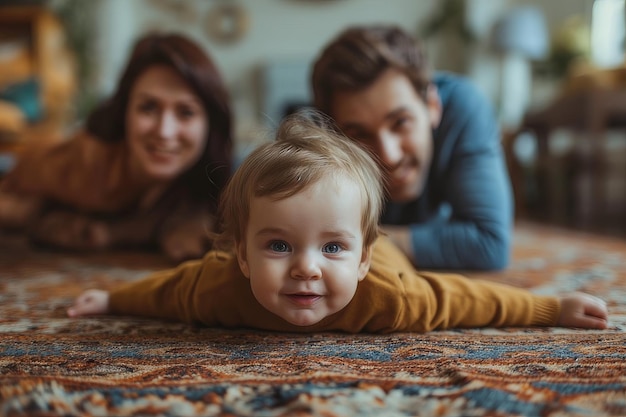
[1,221,625,417]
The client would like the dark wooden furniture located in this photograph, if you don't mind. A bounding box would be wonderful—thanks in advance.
[509,85,626,233]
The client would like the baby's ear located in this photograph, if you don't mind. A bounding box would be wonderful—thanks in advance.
[357,245,373,281]
[236,241,250,278]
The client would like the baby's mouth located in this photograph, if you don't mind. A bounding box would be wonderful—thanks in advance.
[285,293,322,306]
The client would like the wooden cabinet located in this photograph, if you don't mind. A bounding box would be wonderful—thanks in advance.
[0,5,76,155]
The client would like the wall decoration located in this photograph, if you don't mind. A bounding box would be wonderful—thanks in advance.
[205,2,249,45]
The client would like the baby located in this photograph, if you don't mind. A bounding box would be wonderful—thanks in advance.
[68,113,608,333]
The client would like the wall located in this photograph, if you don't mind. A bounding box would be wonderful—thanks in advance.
[56,0,624,234]
[89,0,442,149]
[55,0,599,149]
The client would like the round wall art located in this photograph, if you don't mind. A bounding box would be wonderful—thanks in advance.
[205,2,249,44]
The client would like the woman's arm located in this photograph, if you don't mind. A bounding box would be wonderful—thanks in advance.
[28,210,110,250]
[158,202,216,262]
[27,197,213,258]
[0,189,42,230]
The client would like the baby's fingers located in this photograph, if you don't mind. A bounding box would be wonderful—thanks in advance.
[579,301,609,329]
[67,289,109,317]
[575,313,608,329]
[67,299,95,317]
[558,293,609,329]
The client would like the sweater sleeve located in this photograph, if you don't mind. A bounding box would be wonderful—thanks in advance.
[1,130,130,212]
[400,271,560,331]
[108,251,236,324]
[347,237,560,333]
[410,75,513,270]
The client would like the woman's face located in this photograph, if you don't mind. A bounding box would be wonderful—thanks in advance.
[126,65,208,182]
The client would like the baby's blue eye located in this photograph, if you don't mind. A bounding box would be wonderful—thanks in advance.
[323,243,341,254]
[270,241,290,252]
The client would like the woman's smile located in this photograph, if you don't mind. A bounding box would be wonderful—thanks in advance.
[145,142,180,161]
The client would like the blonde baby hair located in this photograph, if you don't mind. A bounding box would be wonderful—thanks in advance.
[216,110,384,251]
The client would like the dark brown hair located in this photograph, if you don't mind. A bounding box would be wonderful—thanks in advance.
[86,32,232,207]
[312,25,431,115]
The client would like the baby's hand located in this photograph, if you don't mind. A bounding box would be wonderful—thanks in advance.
[557,292,608,329]
[67,289,110,317]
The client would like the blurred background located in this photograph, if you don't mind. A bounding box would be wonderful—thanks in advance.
[1,0,625,237]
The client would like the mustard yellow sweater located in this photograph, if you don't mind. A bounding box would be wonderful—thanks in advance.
[109,237,560,333]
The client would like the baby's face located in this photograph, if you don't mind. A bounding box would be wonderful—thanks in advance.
[237,175,372,326]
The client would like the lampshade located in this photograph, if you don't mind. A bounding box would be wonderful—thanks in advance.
[491,6,549,60]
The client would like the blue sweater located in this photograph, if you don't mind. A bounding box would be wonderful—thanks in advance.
[381,73,513,270]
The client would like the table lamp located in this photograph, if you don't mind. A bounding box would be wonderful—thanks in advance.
[491,6,549,129]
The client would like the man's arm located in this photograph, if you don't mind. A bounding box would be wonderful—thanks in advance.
[407,150,512,270]
[404,77,513,270]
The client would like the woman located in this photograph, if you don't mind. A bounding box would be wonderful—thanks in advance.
[0,32,233,262]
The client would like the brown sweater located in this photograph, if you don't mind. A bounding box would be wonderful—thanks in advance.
[1,131,213,251]
[2,130,144,213]
[109,236,560,333]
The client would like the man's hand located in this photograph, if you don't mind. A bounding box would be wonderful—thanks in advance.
[380,225,415,264]
[558,292,608,329]
[67,289,110,317]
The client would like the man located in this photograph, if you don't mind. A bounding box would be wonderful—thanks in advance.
[311,25,513,270]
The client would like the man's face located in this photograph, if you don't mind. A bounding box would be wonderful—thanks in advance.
[330,69,441,202]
